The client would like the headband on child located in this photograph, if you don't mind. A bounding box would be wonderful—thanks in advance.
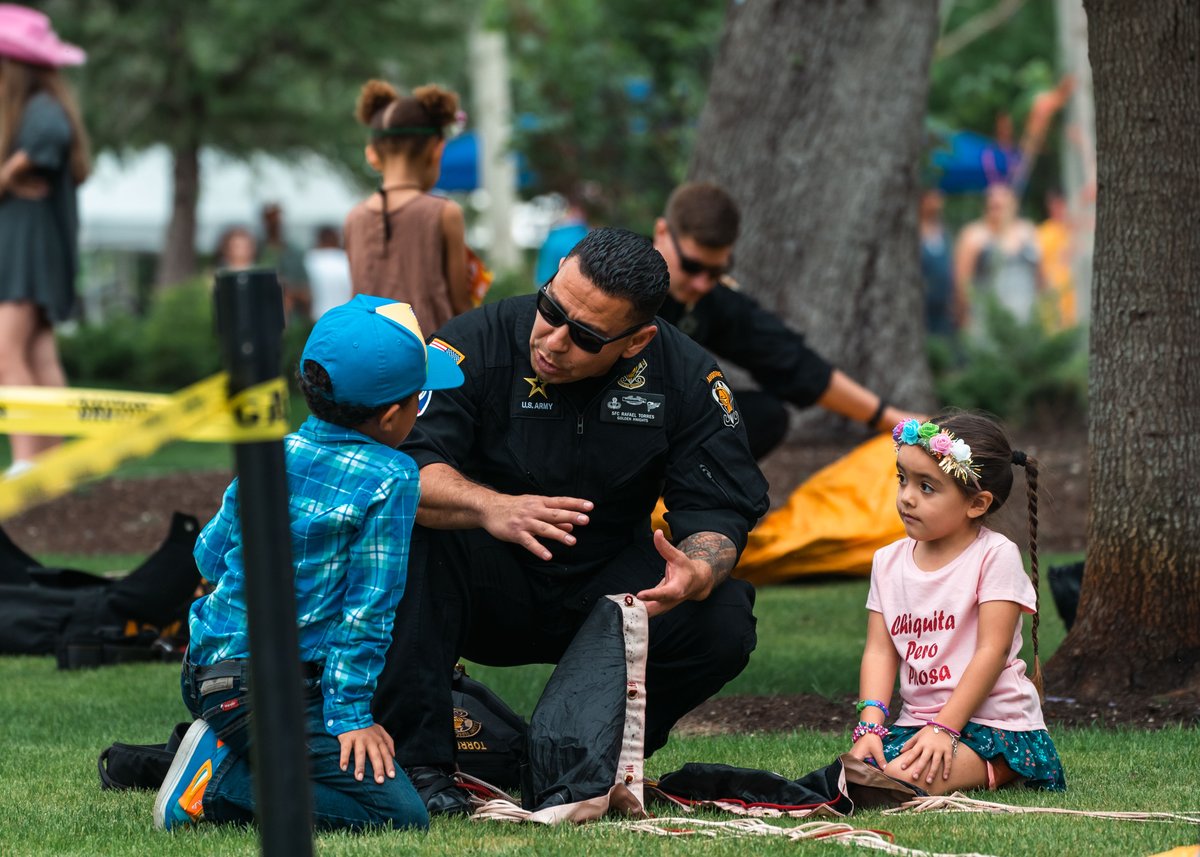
[371,109,468,141]
[893,419,981,485]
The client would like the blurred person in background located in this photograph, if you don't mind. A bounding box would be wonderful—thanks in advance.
[0,4,89,478]
[259,202,312,321]
[919,188,957,343]
[1035,187,1077,331]
[952,182,1043,338]
[533,188,591,286]
[213,225,257,271]
[651,182,921,460]
[344,79,470,335]
[304,224,352,321]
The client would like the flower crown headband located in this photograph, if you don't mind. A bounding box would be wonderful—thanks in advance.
[893,419,981,485]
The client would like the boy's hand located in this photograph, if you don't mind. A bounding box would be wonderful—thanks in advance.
[338,724,396,784]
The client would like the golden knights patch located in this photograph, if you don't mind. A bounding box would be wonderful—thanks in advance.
[707,371,740,429]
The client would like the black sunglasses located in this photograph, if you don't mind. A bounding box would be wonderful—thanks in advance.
[536,283,645,354]
[668,228,732,280]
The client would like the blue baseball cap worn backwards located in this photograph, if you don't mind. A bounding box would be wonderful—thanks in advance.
[301,295,463,407]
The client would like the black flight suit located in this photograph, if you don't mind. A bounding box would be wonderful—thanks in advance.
[659,285,835,459]
[373,294,770,765]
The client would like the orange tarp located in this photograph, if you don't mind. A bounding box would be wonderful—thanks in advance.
[650,434,904,584]
[735,434,904,584]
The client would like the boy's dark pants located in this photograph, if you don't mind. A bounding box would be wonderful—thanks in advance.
[373,525,758,768]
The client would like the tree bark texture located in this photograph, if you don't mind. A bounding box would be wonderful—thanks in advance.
[1047,0,1200,696]
[689,0,939,435]
[156,145,200,287]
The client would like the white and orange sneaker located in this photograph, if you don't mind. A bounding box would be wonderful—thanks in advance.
[153,719,229,830]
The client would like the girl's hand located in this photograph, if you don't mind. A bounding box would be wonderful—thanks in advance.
[896,725,956,786]
[849,733,887,769]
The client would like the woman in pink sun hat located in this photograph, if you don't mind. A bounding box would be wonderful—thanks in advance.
[0,4,90,477]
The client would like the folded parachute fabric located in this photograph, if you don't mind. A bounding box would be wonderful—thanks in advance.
[735,433,906,584]
[472,593,649,824]
[648,754,925,818]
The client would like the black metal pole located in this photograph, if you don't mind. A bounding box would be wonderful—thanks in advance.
[214,269,314,857]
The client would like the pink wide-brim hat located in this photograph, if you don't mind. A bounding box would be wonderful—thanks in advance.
[0,4,85,67]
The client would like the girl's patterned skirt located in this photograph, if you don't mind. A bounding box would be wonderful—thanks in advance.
[883,723,1066,791]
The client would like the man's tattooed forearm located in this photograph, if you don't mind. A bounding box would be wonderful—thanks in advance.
[678,531,737,587]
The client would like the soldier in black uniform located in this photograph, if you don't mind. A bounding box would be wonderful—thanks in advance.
[653,182,921,459]
[374,228,769,815]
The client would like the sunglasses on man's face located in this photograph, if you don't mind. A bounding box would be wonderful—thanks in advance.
[536,283,645,354]
[668,228,732,281]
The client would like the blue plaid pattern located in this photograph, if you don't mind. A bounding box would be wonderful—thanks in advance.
[189,416,419,735]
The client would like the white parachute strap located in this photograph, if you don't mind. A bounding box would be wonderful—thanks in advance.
[884,792,1200,824]
[470,798,531,822]
[606,817,1000,857]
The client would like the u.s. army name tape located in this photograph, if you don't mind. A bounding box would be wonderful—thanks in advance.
[0,373,289,520]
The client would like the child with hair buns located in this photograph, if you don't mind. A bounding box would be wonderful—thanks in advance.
[849,411,1066,793]
[344,80,470,335]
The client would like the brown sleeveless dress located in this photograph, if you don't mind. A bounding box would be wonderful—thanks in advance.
[343,192,454,336]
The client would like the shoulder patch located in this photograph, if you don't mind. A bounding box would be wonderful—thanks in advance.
[709,376,740,429]
[429,338,466,366]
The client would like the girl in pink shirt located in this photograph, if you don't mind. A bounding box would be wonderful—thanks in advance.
[849,413,1065,792]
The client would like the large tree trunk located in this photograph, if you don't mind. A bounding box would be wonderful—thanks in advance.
[156,145,200,287]
[1047,0,1200,697]
[689,0,939,436]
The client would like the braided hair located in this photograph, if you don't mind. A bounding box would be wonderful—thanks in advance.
[933,412,1044,700]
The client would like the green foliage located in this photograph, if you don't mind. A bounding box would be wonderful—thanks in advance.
[930,0,1059,136]
[928,0,1063,216]
[59,279,217,390]
[932,297,1088,428]
[43,0,470,177]
[484,266,536,304]
[494,0,724,231]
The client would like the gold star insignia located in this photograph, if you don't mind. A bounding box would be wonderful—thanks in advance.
[524,376,549,399]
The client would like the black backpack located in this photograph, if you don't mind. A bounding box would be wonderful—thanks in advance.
[450,663,529,790]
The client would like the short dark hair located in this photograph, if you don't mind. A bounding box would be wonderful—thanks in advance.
[298,359,414,428]
[665,182,740,248]
[564,227,668,322]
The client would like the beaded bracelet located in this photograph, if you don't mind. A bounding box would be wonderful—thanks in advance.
[855,699,891,719]
[851,721,890,743]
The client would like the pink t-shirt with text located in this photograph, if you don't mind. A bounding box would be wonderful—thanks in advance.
[865,527,1045,731]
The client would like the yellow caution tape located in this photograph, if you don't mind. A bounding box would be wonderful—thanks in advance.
[0,377,289,442]
[0,374,289,521]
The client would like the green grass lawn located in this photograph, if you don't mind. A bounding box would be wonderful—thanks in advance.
[1,555,1196,856]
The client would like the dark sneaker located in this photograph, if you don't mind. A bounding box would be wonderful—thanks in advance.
[153,719,229,830]
[404,765,473,816]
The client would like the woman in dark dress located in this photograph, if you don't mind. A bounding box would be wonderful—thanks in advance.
[0,5,90,476]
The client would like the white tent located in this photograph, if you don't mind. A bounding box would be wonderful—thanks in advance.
[79,146,367,254]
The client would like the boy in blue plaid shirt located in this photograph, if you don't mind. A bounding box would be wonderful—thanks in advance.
[154,296,463,832]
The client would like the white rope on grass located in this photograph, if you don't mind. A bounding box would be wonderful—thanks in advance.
[607,817,1001,857]
[884,792,1200,824]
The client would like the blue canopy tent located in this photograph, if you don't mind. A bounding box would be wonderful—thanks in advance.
[435,132,479,192]
[931,130,1022,193]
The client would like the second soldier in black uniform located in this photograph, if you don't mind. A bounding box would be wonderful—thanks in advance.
[374,227,769,815]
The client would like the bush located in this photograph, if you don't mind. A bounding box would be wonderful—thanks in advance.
[59,279,299,392]
[932,296,1088,429]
